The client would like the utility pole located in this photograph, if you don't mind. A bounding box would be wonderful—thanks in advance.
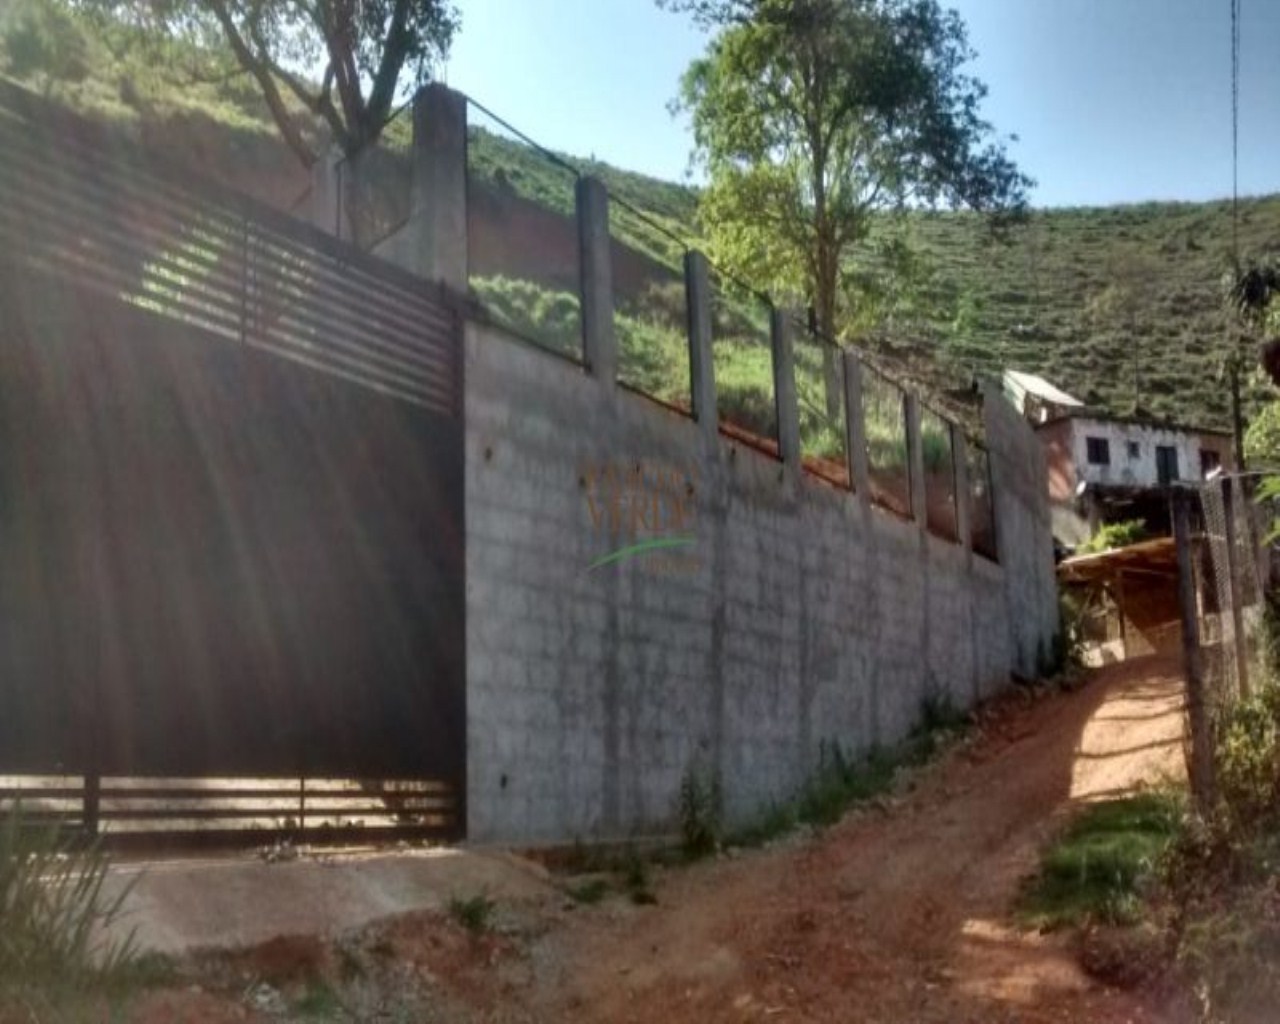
[1230,356,1246,473]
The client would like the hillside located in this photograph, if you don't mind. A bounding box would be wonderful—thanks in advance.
[463,123,1280,432]
[896,197,1280,431]
[4,1,1277,431]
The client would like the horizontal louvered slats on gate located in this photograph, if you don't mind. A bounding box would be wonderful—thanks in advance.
[0,80,459,418]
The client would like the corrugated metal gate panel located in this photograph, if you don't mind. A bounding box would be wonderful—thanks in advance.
[0,80,466,845]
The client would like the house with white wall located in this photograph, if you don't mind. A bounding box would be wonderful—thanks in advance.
[1002,371,1233,547]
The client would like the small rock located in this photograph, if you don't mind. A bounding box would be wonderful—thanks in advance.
[246,982,286,1015]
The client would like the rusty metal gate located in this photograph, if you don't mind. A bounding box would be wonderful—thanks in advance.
[0,80,466,845]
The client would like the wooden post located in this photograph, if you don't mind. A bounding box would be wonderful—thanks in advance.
[1222,476,1252,698]
[1174,489,1215,813]
[1115,570,1129,660]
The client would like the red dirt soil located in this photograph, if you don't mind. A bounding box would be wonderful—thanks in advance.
[2,656,1192,1023]
[528,655,1189,1024]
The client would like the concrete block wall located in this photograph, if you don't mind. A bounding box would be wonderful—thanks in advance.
[349,83,1059,844]
[984,381,1061,678]
[466,321,1033,844]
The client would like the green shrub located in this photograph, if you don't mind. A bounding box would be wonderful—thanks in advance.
[1215,683,1280,830]
[917,693,965,734]
[0,804,138,986]
[470,275,582,359]
[566,878,610,905]
[678,765,722,860]
[1077,519,1149,554]
[1176,881,1280,1024]
[1055,590,1087,670]
[713,338,776,437]
[616,305,692,406]
[796,742,865,827]
[1019,792,1183,929]
[447,893,494,935]
[621,852,656,905]
[0,0,89,83]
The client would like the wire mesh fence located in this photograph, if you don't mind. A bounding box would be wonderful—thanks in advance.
[1175,476,1275,809]
[710,267,778,454]
[920,405,958,541]
[465,98,583,362]
[335,102,413,250]
[610,194,692,412]
[792,321,850,488]
[862,364,911,518]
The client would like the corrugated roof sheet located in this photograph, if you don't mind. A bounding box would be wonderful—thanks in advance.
[1003,369,1084,408]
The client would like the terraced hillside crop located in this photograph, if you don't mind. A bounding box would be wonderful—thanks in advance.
[889,197,1280,430]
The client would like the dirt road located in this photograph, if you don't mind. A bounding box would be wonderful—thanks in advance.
[32,656,1189,1023]
[522,655,1188,1024]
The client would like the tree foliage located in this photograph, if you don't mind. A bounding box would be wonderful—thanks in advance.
[664,0,1031,341]
[76,0,459,165]
[1245,400,1280,468]
[1228,260,1280,386]
[1077,519,1148,555]
[0,0,90,84]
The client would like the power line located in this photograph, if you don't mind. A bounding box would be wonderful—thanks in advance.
[1231,0,1241,271]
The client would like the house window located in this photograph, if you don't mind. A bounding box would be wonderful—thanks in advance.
[1200,449,1221,478]
[1127,441,1140,459]
[1156,445,1179,485]
[1086,436,1110,466]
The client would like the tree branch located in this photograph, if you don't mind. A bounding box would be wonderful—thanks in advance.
[207,0,316,167]
[366,0,413,128]
[317,0,366,147]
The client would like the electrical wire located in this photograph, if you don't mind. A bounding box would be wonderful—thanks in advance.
[1231,0,1241,272]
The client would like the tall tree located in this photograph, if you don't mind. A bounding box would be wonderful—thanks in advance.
[79,1,459,166]
[664,0,1031,344]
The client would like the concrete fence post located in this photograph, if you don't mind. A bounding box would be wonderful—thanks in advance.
[685,250,718,441]
[905,393,927,532]
[410,83,468,291]
[954,429,972,551]
[577,176,617,384]
[771,308,801,468]
[310,147,343,237]
[843,352,871,506]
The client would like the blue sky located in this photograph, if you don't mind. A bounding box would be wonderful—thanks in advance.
[442,0,1279,209]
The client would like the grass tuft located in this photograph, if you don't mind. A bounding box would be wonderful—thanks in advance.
[447,893,495,935]
[0,803,140,988]
[565,878,610,905]
[1019,792,1183,929]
